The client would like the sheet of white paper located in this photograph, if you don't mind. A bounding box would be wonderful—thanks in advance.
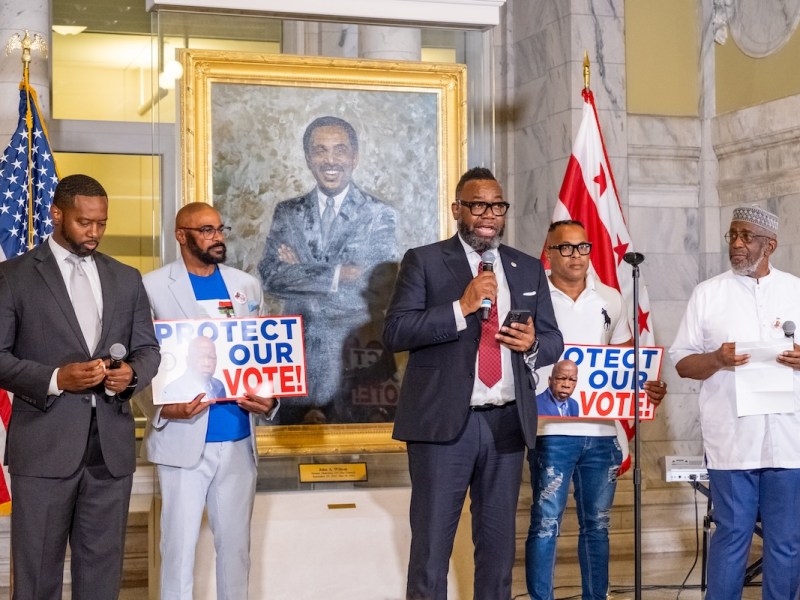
[735,339,795,416]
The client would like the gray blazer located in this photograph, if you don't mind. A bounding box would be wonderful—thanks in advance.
[137,257,264,468]
[0,242,160,478]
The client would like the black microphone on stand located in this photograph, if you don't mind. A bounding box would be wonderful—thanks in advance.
[480,250,496,321]
[783,320,796,341]
[623,251,645,266]
[622,249,645,600]
[105,343,128,397]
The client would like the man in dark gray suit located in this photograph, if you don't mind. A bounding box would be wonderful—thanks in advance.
[259,116,397,423]
[384,167,563,600]
[0,174,160,599]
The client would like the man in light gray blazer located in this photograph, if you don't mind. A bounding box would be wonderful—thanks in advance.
[138,202,277,600]
[0,174,161,600]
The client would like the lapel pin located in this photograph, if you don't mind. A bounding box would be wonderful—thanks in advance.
[511,261,517,267]
[233,291,247,304]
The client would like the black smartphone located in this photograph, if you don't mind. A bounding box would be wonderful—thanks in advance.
[502,309,531,328]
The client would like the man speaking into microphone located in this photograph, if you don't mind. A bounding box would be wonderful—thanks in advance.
[384,167,562,600]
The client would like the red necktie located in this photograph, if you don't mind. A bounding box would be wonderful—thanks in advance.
[478,262,502,388]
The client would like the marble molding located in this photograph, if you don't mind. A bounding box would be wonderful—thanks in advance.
[716,0,800,56]
[146,0,508,29]
[713,94,800,203]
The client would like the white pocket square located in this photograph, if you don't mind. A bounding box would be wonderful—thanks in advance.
[523,291,537,296]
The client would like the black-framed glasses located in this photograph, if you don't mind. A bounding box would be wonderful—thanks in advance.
[547,242,592,257]
[179,225,232,239]
[457,200,510,216]
[724,230,772,245]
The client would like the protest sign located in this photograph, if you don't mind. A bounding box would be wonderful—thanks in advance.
[151,316,306,404]
[536,344,663,420]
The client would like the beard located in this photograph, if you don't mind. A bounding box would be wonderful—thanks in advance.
[60,232,97,257]
[187,234,226,265]
[730,249,766,277]
[458,219,504,254]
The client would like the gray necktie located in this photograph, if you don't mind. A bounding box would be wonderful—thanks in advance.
[320,196,336,246]
[558,402,567,417]
[66,254,101,352]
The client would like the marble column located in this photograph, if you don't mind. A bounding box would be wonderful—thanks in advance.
[0,0,50,138]
[501,0,627,258]
[359,26,421,62]
[283,22,358,58]
[698,0,723,280]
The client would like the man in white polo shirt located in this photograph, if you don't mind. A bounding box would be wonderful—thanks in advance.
[525,219,666,600]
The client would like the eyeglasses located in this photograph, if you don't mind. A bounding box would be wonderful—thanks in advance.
[724,230,772,245]
[457,200,510,216]
[179,225,232,239]
[547,242,592,257]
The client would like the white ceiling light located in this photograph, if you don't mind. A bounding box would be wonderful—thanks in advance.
[52,25,88,36]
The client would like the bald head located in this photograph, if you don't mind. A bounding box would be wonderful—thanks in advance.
[548,359,578,400]
[175,202,218,229]
[175,202,227,272]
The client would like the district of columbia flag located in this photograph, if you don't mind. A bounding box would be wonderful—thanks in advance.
[543,87,655,474]
[0,80,60,514]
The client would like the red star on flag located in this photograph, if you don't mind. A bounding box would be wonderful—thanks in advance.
[593,163,607,197]
[637,304,651,336]
[613,234,629,266]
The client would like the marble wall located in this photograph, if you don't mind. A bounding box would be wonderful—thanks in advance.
[499,0,629,258]
[497,0,800,495]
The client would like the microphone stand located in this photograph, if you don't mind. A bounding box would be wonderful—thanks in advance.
[623,251,645,600]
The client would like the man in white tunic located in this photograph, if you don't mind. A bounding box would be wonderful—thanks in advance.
[670,205,800,600]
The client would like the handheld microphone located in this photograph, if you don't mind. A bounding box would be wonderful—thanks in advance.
[623,252,645,266]
[105,343,128,397]
[783,320,796,340]
[480,250,495,321]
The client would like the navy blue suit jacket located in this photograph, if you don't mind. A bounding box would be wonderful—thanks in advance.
[383,235,563,448]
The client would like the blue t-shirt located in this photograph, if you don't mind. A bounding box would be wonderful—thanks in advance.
[188,268,250,443]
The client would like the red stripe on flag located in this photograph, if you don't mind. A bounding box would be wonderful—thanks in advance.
[558,155,620,290]
[0,389,11,429]
[0,389,11,505]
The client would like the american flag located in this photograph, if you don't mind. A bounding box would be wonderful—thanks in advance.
[0,82,59,514]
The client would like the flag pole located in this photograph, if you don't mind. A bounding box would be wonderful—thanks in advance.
[23,43,34,250]
[583,49,590,91]
[5,30,49,250]
[584,50,643,600]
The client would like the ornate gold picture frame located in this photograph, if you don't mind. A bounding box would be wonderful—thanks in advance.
[179,50,466,455]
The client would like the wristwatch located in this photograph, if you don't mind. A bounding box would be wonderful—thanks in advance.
[126,371,139,391]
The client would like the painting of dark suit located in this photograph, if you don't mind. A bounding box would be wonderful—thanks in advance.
[259,183,397,423]
[0,241,160,598]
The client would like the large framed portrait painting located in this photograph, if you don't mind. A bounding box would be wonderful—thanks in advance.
[179,50,466,455]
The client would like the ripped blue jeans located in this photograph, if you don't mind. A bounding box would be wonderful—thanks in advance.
[525,435,622,600]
